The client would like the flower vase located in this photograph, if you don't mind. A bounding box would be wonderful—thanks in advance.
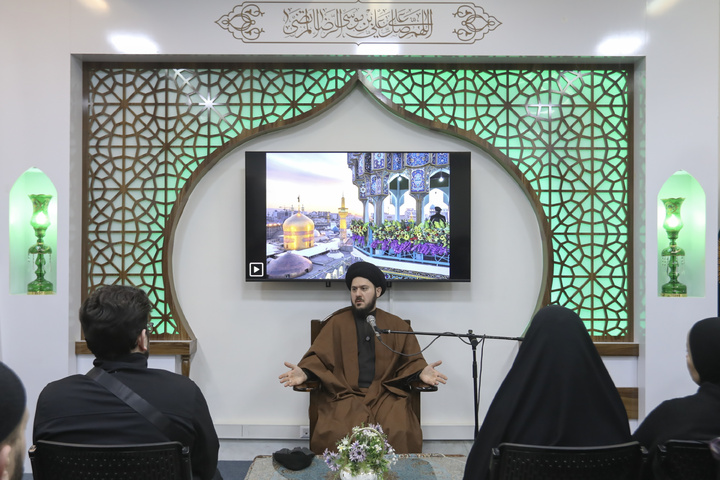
[340,469,377,480]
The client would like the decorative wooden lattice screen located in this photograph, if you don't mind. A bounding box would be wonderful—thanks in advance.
[83,63,632,342]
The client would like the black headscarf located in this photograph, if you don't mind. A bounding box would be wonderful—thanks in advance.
[345,261,387,296]
[462,305,631,480]
[688,317,720,384]
[0,362,26,442]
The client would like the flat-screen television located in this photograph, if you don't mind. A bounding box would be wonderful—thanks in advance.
[245,151,471,283]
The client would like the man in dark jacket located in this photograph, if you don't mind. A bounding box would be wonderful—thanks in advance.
[33,285,220,480]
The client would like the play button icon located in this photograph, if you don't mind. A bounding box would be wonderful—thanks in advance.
[249,262,264,277]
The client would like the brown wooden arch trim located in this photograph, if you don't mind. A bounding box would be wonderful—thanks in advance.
[160,73,553,336]
[81,63,634,376]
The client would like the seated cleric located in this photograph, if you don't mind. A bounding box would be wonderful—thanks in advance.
[279,261,447,454]
[33,285,221,480]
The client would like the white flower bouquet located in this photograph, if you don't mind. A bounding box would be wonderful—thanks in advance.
[322,423,397,479]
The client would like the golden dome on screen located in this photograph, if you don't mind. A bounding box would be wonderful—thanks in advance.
[283,213,315,250]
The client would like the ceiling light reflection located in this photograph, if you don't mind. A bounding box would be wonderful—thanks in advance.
[355,43,402,56]
[647,0,682,16]
[109,33,160,54]
[78,0,109,12]
[596,34,644,56]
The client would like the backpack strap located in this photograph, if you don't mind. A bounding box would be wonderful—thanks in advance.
[87,367,191,445]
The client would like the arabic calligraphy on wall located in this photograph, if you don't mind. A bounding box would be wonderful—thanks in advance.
[216,2,501,44]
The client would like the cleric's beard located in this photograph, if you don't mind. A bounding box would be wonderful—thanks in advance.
[351,295,377,318]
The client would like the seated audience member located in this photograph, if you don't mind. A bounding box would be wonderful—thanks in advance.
[279,261,447,454]
[0,362,27,480]
[463,305,631,480]
[33,285,220,480]
[632,316,720,477]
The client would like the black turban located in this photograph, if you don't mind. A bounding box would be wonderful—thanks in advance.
[689,317,720,384]
[0,362,25,441]
[345,261,387,296]
[272,447,315,470]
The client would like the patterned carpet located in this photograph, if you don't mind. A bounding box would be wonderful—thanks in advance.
[24,456,466,478]
[23,461,252,480]
[244,454,467,479]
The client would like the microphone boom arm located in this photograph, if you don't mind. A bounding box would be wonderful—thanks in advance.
[377,329,523,342]
[376,327,522,437]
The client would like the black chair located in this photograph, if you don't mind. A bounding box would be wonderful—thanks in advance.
[656,439,718,480]
[489,441,647,480]
[28,440,192,480]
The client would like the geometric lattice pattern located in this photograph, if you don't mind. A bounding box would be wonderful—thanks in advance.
[358,68,632,339]
[84,64,632,341]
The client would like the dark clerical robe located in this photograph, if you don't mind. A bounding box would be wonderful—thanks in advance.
[298,307,428,454]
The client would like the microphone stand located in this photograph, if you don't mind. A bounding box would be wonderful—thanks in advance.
[377,327,522,438]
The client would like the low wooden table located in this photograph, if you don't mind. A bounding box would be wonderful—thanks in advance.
[244,453,467,479]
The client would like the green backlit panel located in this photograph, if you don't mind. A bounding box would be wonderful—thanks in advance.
[358,67,631,339]
[85,67,357,337]
[84,64,631,340]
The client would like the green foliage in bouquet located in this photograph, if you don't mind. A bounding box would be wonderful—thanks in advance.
[322,424,397,479]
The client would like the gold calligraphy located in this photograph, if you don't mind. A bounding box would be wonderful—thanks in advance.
[283,7,433,39]
[216,2,501,44]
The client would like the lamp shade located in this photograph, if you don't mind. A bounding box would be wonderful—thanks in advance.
[29,194,52,238]
[661,197,684,235]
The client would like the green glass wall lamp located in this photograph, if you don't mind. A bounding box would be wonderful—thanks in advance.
[660,197,687,297]
[27,194,53,294]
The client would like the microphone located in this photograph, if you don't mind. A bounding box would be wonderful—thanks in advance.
[366,315,381,338]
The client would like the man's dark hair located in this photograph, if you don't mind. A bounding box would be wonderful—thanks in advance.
[80,285,152,360]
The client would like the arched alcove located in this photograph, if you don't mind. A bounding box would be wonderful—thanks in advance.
[8,168,58,295]
[657,170,705,297]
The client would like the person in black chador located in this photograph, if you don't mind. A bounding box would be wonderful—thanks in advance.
[429,206,446,225]
[632,316,720,479]
[33,285,221,480]
[462,305,631,480]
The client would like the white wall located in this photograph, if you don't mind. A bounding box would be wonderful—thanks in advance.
[0,0,718,465]
[641,0,720,418]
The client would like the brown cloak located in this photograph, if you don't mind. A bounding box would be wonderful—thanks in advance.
[298,307,429,454]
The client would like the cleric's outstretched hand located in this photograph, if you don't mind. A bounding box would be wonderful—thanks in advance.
[420,360,448,386]
[279,361,308,387]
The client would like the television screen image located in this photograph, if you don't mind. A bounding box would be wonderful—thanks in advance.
[245,151,471,283]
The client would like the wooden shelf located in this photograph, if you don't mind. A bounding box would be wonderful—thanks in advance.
[595,343,639,357]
